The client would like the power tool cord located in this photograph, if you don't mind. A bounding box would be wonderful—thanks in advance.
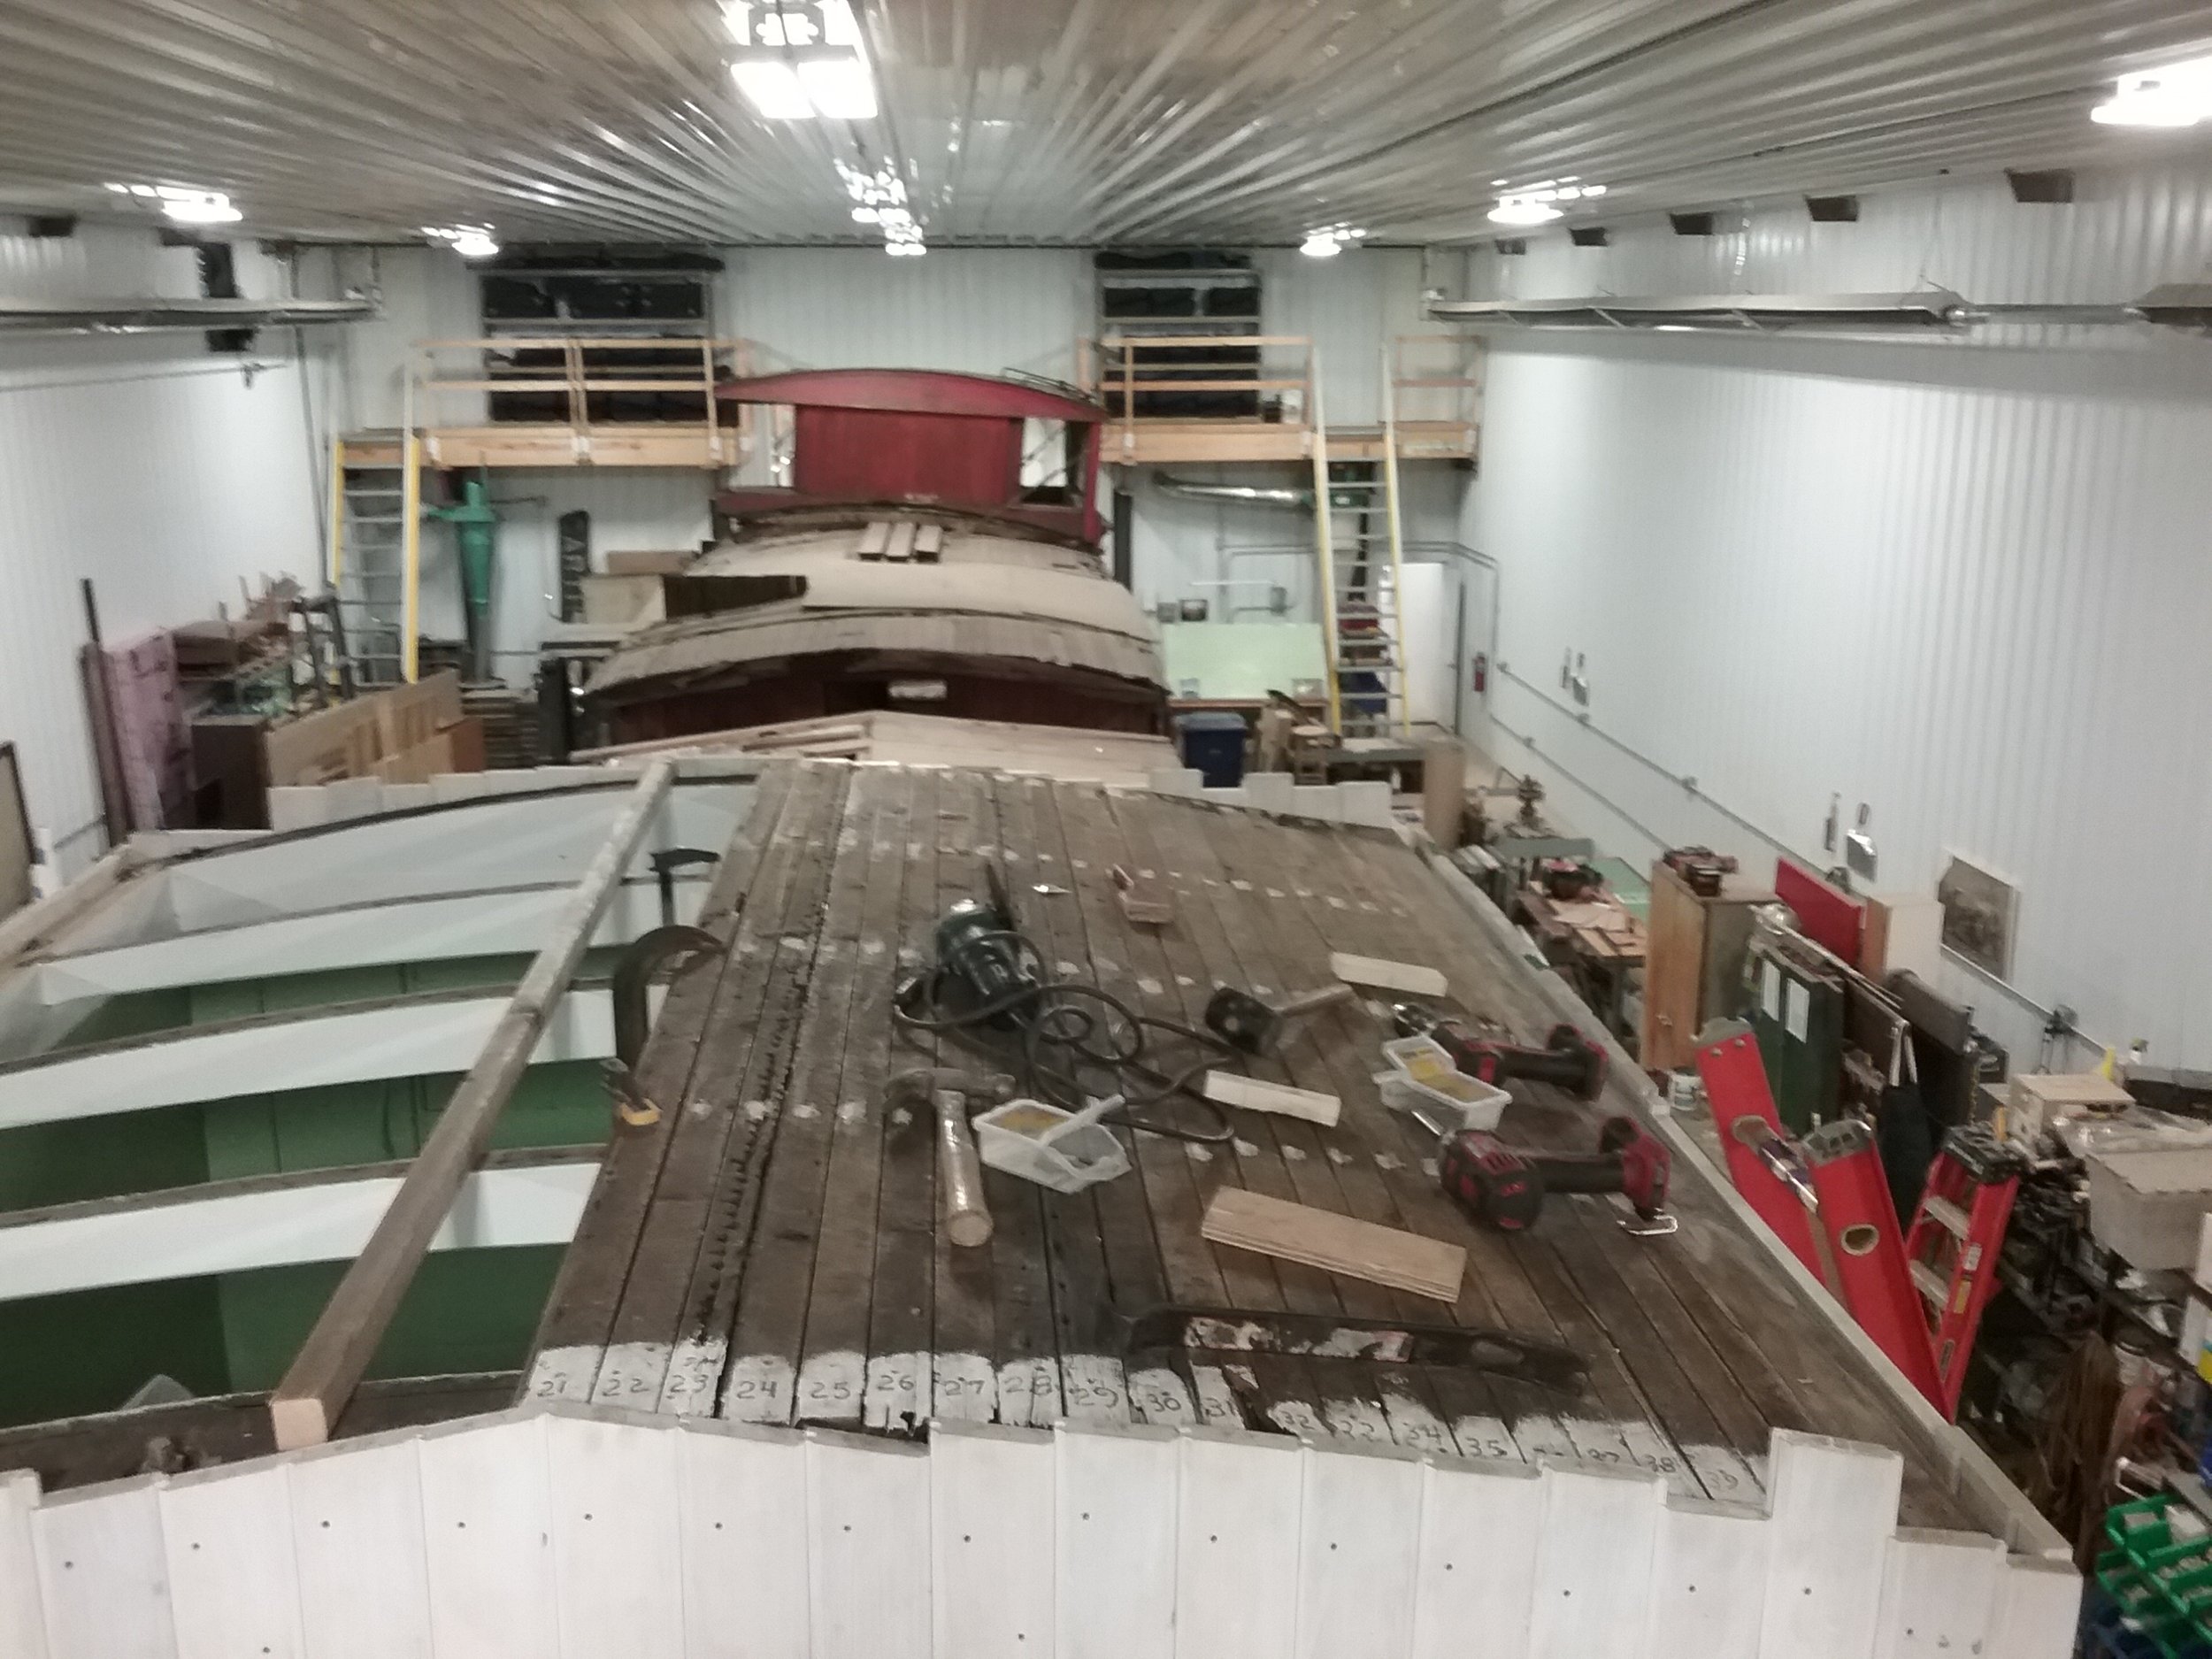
[891,924,1240,1144]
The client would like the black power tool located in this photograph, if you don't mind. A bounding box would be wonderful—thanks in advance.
[1439,1116,1675,1234]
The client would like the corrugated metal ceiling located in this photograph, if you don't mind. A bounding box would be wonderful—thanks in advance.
[3,0,2212,247]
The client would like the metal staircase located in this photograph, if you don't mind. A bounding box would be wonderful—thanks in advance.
[329,434,422,686]
[1310,349,1412,736]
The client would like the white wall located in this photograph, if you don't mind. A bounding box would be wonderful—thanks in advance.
[0,222,326,876]
[1462,161,2212,1069]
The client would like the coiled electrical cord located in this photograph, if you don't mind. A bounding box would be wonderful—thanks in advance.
[891,921,1240,1144]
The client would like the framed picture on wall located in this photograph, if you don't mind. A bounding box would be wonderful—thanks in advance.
[1936,852,2018,980]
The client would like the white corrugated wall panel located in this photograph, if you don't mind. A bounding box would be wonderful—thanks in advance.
[1260,247,1429,427]
[722,248,1090,381]
[0,227,325,875]
[1464,159,2212,1066]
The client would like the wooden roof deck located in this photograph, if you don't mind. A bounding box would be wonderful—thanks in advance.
[527,760,2034,1538]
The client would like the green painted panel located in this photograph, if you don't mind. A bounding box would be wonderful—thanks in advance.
[0,1278,227,1429]
[218,1245,565,1392]
[1159,621,1328,701]
[0,1108,211,1213]
[57,986,192,1048]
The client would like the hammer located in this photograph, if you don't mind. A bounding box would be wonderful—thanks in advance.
[887,1068,1010,1248]
[1203,982,1358,1056]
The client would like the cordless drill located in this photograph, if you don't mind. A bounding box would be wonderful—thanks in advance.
[1438,1116,1674,1233]
[1394,1010,1608,1101]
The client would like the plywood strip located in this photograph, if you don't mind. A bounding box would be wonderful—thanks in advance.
[1202,1187,1463,1302]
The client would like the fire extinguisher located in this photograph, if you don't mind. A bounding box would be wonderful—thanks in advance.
[1471,652,1488,695]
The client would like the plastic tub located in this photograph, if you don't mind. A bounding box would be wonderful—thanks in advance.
[974,1096,1133,1194]
[1375,1069,1509,1133]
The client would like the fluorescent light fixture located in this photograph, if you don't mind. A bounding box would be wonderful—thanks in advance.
[837,158,924,255]
[2093,57,2212,127]
[424,225,500,259]
[795,51,877,119]
[726,1,876,120]
[106,183,242,223]
[731,57,814,119]
[1488,198,1563,227]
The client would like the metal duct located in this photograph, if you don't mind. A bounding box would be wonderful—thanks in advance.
[0,296,376,334]
[1430,290,1974,332]
[1154,473,1312,510]
[1431,287,2212,335]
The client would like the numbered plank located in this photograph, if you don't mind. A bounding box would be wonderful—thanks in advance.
[676,1421,810,1659]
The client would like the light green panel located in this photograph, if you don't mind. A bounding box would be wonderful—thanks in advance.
[218,1245,565,1393]
[1159,621,1328,702]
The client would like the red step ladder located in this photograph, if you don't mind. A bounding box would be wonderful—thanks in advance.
[1901,1125,2024,1420]
[1695,1025,2021,1421]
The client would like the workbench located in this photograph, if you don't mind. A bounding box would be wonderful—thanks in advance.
[526,758,2025,1534]
[1517,883,1647,1045]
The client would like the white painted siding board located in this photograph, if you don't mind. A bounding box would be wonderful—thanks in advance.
[1985,1555,2083,1659]
[1175,1430,1302,1659]
[0,1470,50,1659]
[675,1422,810,1659]
[31,1479,175,1659]
[160,1463,303,1659]
[1409,1455,1542,1659]
[806,1430,930,1659]
[1871,1530,2004,1659]
[1053,1424,1179,1659]
[1756,1431,1903,1659]
[1525,1464,1663,1659]
[547,1415,685,1659]
[931,1422,1056,1659]
[1293,1440,1423,1659]
[416,1417,559,1659]
[288,1437,434,1659]
[1640,1500,1768,1659]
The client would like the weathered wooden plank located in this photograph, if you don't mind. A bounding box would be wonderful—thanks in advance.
[288,1438,433,1659]
[1759,1429,1903,1659]
[1175,1430,1302,1659]
[1202,1187,1464,1302]
[1055,1424,1179,1659]
[416,1417,559,1659]
[1641,1497,1770,1659]
[32,1477,173,1659]
[545,1415,685,1659]
[931,1424,1056,1659]
[1410,1455,1543,1659]
[160,1464,303,1659]
[674,1423,810,1659]
[1293,1440,1424,1659]
[806,1432,929,1659]
[1525,1464,1665,1659]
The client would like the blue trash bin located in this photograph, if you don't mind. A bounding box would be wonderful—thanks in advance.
[1174,711,1250,788]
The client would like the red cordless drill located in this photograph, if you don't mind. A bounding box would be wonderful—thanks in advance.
[1438,1116,1675,1234]
[1394,1009,1608,1101]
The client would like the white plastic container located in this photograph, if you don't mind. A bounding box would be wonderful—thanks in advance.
[974,1095,1133,1194]
[1375,1069,1509,1133]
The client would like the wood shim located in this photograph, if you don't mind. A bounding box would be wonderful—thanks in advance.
[1202,1071,1341,1127]
[1201,1187,1463,1302]
[1330,951,1448,998]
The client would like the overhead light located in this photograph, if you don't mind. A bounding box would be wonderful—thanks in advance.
[2093,57,2212,127]
[424,225,500,259]
[837,158,923,256]
[1488,199,1563,227]
[1301,231,1343,257]
[105,183,243,224]
[725,1,877,120]
[730,57,813,119]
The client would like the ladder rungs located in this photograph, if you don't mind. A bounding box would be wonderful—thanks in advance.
[1919,1195,1970,1238]
[1908,1260,1949,1306]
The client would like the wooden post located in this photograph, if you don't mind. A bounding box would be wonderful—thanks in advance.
[267,758,680,1449]
[1421,738,1467,849]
